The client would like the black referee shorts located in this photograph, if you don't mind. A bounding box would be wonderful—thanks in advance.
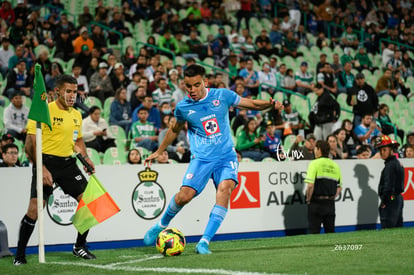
[30,154,87,201]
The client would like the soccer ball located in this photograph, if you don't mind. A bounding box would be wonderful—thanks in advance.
[156,228,186,256]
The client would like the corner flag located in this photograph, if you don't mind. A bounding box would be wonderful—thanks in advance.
[72,175,120,234]
[28,63,52,130]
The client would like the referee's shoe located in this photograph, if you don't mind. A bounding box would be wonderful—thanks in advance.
[73,246,96,260]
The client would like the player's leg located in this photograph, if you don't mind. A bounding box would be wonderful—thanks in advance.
[196,157,238,254]
[58,157,95,260]
[14,198,46,265]
[14,165,52,265]
[322,201,336,233]
[144,159,211,246]
[308,202,322,234]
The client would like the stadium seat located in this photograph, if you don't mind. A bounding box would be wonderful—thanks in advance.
[0,95,10,107]
[379,94,393,105]
[283,134,297,151]
[240,157,254,162]
[273,92,284,102]
[262,157,276,162]
[108,125,127,148]
[103,147,126,165]
[21,96,32,109]
[259,91,271,101]
[307,92,317,106]
[103,96,114,119]
[86,147,102,165]
[84,96,103,110]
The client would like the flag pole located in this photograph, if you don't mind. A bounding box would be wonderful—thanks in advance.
[36,122,45,263]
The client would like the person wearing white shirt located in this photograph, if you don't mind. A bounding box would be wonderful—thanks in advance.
[258,62,277,94]
[3,91,29,142]
[82,106,116,153]
[0,37,14,78]
[72,63,90,115]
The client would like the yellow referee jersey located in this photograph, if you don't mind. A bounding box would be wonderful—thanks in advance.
[27,101,83,157]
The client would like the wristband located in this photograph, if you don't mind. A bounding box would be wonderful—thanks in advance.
[82,155,89,159]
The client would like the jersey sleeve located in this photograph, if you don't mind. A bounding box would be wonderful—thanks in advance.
[222,89,240,107]
[26,119,36,135]
[304,160,317,185]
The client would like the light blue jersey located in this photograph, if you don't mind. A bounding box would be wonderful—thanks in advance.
[175,88,241,161]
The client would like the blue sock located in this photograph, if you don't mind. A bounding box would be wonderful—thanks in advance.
[160,196,183,227]
[200,205,228,243]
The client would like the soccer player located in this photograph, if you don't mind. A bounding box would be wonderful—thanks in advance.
[13,75,96,265]
[143,64,282,254]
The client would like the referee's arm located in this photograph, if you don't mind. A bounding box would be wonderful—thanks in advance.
[75,137,95,174]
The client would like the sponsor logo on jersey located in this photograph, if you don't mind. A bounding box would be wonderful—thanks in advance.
[403,167,414,200]
[47,186,78,225]
[230,172,260,209]
[132,167,166,220]
[202,118,220,136]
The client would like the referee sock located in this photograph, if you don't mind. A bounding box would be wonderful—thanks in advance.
[200,205,228,243]
[75,230,89,248]
[160,196,183,227]
[16,215,36,258]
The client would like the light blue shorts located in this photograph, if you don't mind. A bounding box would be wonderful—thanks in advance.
[182,155,239,196]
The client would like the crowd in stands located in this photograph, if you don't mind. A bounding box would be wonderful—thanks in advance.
[1,0,414,167]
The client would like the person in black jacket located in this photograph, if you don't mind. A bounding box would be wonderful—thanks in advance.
[374,135,404,229]
[54,29,75,61]
[309,83,340,141]
[346,73,378,128]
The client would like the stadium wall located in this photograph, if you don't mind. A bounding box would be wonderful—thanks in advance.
[1,159,414,253]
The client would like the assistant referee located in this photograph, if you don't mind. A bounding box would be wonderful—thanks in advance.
[14,75,96,265]
[305,140,342,234]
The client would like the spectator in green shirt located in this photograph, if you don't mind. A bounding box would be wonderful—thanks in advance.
[354,47,375,72]
[236,118,270,161]
[131,108,158,152]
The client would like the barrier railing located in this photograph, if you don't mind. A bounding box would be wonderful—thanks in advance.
[379,38,414,54]
[89,21,124,52]
[195,60,238,78]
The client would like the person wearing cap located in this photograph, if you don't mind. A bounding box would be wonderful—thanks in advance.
[309,83,340,141]
[89,62,114,104]
[305,140,342,234]
[0,37,13,78]
[4,58,32,99]
[110,62,130,91]
[0,133,15,163]
[72,26,94,54]
[3,91,29,141]
[263,120,282,160]
[295,61,313,95]
[375,135,404,228]
[281,99,305,136]
[347,72,378,127]
[291,133,316,160]
[74,43,92,75]
[54,28,75,61]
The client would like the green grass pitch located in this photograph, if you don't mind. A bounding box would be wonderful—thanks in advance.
[1,227,413,274]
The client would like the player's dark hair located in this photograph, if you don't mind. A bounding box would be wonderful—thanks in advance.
[315,140,330,157]
[139,107,149,113]
[56,75,77,88]
[184,64,205,78]
[127,148,142,164]
[89,105,101,114]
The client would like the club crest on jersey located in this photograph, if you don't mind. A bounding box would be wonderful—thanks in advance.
[212,100,220,106]
[202,118,220,136]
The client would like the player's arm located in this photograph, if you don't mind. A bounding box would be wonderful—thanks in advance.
[306,183,314,204]
[237,97,283,111]
[25,133,54,186]
[75,137,95,174]
[145,120,185,165]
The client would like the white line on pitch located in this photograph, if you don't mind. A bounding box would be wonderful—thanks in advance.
[49,261,288,275]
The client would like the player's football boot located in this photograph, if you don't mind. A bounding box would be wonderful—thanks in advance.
[143,223,164,246]
[13,257,27,265]
[73,246,96,260]
[195,241,212,254]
